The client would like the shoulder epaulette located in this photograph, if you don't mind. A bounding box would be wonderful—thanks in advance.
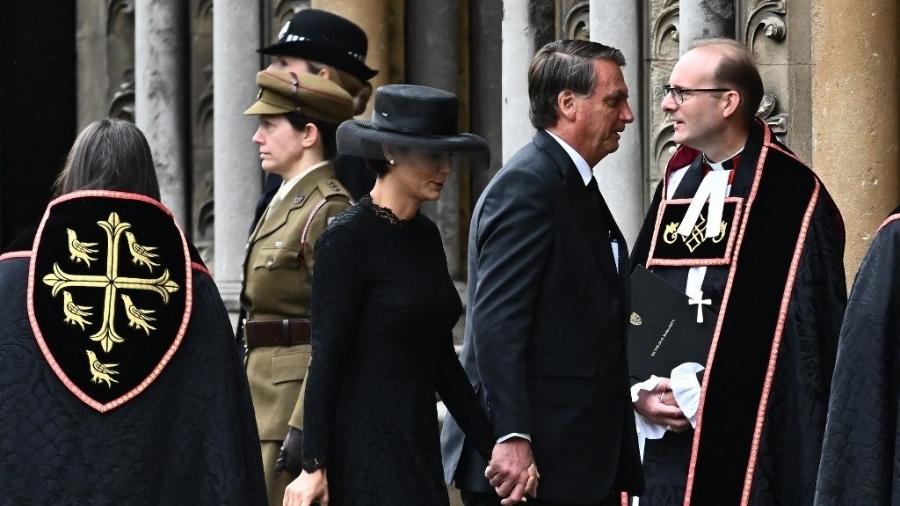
[316,178,350,200]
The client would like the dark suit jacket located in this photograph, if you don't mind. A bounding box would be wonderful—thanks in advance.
[440,129,643,504]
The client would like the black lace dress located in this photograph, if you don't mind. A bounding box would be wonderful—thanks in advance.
[301,196,494,505]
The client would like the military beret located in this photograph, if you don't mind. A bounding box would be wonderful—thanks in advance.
[243,69,354,125]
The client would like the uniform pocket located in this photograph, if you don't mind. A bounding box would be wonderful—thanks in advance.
[253,247,301,271]
[271,348,311,384]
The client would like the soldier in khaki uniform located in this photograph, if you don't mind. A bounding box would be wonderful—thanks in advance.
[240,68,354,506]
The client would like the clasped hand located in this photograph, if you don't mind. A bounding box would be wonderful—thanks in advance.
[633,377,690,432]
[283,469,327,506]
[484,438,540,505]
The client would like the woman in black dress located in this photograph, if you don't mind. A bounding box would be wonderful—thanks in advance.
[282,85,509,506]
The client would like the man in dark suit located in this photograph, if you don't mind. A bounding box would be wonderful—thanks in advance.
[441,39,644,506]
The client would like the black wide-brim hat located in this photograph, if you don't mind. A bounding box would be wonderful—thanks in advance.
[258,9,378,82]
[337,84,489,160]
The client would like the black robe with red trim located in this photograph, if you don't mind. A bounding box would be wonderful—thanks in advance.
[815,206,900,506]
[0,193,266,506]
[630,121,847,506]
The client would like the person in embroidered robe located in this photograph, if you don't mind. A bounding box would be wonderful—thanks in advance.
[815,205,900,506]
[629,38,846,505]
[0,119,266,505]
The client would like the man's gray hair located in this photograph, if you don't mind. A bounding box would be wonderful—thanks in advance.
[528,39,626,129]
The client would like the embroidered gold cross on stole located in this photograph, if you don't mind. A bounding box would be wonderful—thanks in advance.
[42,212,180,355]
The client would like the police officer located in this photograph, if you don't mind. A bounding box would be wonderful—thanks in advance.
[256,8,379,209]
[240,68,354,506]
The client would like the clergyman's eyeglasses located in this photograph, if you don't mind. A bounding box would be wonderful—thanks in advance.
[662,85,731,104]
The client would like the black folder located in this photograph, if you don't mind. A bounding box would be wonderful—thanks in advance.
[627,265,716,379]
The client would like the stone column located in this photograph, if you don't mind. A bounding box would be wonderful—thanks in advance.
[811,0,899,280]
[501,0,536,163]
[405,0,462,279]
[679,0,735,54]
[470,0,503,198]
[590,0,644,245]
[213,0,262,315]
[135,0,188,226]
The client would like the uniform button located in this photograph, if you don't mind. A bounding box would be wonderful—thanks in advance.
[266,259,274,269]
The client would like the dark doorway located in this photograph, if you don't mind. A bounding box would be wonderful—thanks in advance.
[0,0,77,249]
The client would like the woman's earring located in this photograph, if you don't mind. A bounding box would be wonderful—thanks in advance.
[388,159,396,165]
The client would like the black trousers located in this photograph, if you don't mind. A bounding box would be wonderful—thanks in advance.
[461,490,619,506]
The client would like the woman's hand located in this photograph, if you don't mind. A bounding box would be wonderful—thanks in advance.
[524,463,540,498]
[283,469,328,506]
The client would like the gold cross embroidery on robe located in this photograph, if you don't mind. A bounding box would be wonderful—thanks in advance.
[662,214,728,253]
[42,212,180,356]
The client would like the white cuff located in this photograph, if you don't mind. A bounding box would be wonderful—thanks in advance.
[497,433,531,443]
[671,362,704,428]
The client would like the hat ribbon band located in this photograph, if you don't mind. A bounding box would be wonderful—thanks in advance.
[372,112,456,136]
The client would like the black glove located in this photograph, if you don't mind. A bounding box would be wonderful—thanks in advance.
[274,427,303,475]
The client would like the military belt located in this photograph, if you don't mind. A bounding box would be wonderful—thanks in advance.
[244,318,311,348]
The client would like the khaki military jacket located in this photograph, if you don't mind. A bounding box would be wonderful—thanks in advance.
[241,161,351,441]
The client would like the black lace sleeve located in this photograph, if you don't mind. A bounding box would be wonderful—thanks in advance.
[301,222,367,473]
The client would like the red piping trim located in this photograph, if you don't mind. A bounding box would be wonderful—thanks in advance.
[683,124,772,506]
[739,180,820,504]
[26,190,193,413]
[300,199,329,250]
[46,190,173,216]
[767,143,805,165]
[0,251,31,262]
[877,213,900,234]
[191,262,212,279]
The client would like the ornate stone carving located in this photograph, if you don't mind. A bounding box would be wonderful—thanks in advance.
[191,0,215,267]
[107,0,134,34]
[756,92,788,135]
[647,0,680,192]
[273,0,309,35]
[652,0,680,60]
[745,0,786,56]
[653,120,677,181]
[559,1,590,41]
[105,0,135,124]
[108,74,135,122]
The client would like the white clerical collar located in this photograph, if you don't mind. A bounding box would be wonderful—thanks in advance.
[545,129,593,186]
[271,160,329,206]
[702,148,744,171]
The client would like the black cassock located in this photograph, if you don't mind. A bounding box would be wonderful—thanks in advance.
[815,206,900,506]
[0,192,266,506]
[630,121,847,506]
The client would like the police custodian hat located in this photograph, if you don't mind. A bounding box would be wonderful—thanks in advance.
[243,69,354,125]
[257,9,378,82]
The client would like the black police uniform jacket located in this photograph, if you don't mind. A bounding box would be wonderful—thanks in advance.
[815,206,900,506]
[0,192,266,506]
[630,120,847,506]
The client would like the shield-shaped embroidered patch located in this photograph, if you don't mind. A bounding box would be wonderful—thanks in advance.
[28,191,192,412]
[647,197,744,267]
